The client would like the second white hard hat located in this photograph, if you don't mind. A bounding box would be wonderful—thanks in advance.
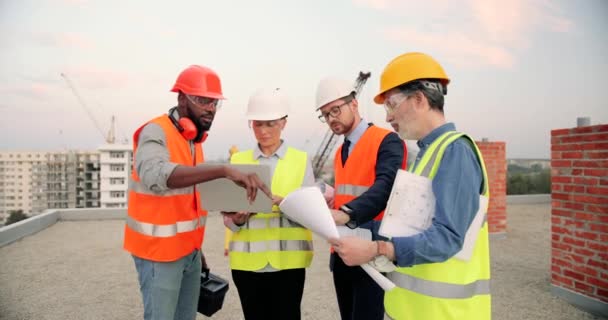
[315,77,356,111]
[246,88,289,121]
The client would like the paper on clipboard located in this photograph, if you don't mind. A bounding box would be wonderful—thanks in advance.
[197,164,273,213]
[379,169,488,261]
[379,170,435,238]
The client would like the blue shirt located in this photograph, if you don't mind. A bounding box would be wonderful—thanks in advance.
[342,119,405,228]
[386,123,483,267]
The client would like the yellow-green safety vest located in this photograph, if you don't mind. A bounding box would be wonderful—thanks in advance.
[384,131,491,320]
[229,147,314,271]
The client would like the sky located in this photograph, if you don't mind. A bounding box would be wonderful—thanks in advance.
[0,0,607,160]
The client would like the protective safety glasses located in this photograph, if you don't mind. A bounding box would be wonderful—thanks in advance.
[383,92,411,114]
[186,94,222,109]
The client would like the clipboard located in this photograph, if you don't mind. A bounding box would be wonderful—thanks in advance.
[198,164,273,212]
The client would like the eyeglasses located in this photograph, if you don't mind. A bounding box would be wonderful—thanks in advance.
[186,94,222,109]
[318,101,350,123]
[383,92,411,114]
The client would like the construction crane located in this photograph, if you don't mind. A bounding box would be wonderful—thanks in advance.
[60,73,116,144]
[312,71,371,177]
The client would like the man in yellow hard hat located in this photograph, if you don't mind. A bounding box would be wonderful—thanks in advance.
[330,52,491,320]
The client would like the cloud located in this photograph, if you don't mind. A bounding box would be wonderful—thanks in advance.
[30,32,94,50]
[356,0,573,68]
[0,83,55,100]
[382,27,514,68]
[61,66,130,89]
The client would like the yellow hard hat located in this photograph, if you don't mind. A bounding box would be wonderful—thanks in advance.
[374,52,450,104]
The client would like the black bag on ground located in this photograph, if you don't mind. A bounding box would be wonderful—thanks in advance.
[197,253,229,317]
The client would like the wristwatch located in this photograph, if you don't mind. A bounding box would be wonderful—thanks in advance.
[340,205,358,229]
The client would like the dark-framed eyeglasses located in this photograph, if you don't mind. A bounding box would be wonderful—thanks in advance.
[318,101,350,123]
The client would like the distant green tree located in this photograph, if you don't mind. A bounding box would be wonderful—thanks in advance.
[5,210,28,226]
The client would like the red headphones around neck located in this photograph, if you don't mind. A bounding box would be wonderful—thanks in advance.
[168,107,207,143]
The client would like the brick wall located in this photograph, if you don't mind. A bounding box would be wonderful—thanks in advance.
[477,141,507,233]
[551,124,608,304]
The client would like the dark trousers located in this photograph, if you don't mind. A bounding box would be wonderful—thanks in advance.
[331,253,385,320]
[232,268,306,320]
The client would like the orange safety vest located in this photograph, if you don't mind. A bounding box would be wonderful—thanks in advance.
[333,125,406,220]
[123,115,207,262]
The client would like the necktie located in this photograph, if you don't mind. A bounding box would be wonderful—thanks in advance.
[341,139,351,166]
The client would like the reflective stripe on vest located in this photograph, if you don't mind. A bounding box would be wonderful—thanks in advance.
[336,184,369,197]
[387,272,490,299]
[126,215,207,238]
[230,239,313,253]
[245,215,303,229]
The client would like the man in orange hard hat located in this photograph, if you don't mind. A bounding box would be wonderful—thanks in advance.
[124,65,272,320]
[331,52,492,320]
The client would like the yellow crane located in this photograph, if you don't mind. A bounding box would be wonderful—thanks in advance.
[60,72,117,144]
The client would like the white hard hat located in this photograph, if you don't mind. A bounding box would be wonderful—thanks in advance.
[315,76,356,111]
[245,88,289,121]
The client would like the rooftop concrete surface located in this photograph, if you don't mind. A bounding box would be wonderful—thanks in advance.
[0,203,604,320]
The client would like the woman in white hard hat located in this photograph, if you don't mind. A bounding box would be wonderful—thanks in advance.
[224,88,316,320]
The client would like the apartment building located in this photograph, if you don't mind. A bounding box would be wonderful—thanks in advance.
[0,146,132,225]
[98,144,132,209]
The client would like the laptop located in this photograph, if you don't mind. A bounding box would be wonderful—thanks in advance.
[198,164,273,213]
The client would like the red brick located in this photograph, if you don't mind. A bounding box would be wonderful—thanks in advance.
[553,193,572,201]
[582,143,608,151]
[552,209,572,218]
[572,169,584,176]
[552,233,561,241]
[585,169,608,177]
[553,257,573,268]
[552,241,573,251]
[602,272,608,281]
[552,144,582,151]
[574,281,595,294]
[588,259,608,270]
[574,247,595,257]
[552,176,572,184]
[586,204,608,215]
[602,179,608,186]
[573,160,608,168]
[584,133,608,141]
[573,177,599,185]
[587,241,608,252]
[553,274,574,287]
[563,185,585,193]
[573,126,597,134]
[588,277,608,289]
[575,231,598,241]
[562,151,584,159]
[564,269,586,281]
[597,125,608,132]
[587,187,608,196]
[552,128,572,136]
[552,160,572,167]
[562,136,587,144]
[565,217,586,228]
[586,151,608,159]
[552,265,561,274]
[602,234,608,243]
[598,289,608,300]
[552,152,562,159]
[590,223,608,233]
[564,236,586,247]
[563,202,585,210]
[569,254,586,264]
[574,212,595,221]
[552,225,572,235]
[573,265,599,277]
[574,195,606,205]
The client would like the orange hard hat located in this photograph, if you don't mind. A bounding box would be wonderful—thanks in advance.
[171,65,225,99]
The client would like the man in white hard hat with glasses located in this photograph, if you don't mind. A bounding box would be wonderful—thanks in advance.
[224,88,316,320]
[315,77,406,320]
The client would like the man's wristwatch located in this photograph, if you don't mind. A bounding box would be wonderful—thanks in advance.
[340,205,358,229]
